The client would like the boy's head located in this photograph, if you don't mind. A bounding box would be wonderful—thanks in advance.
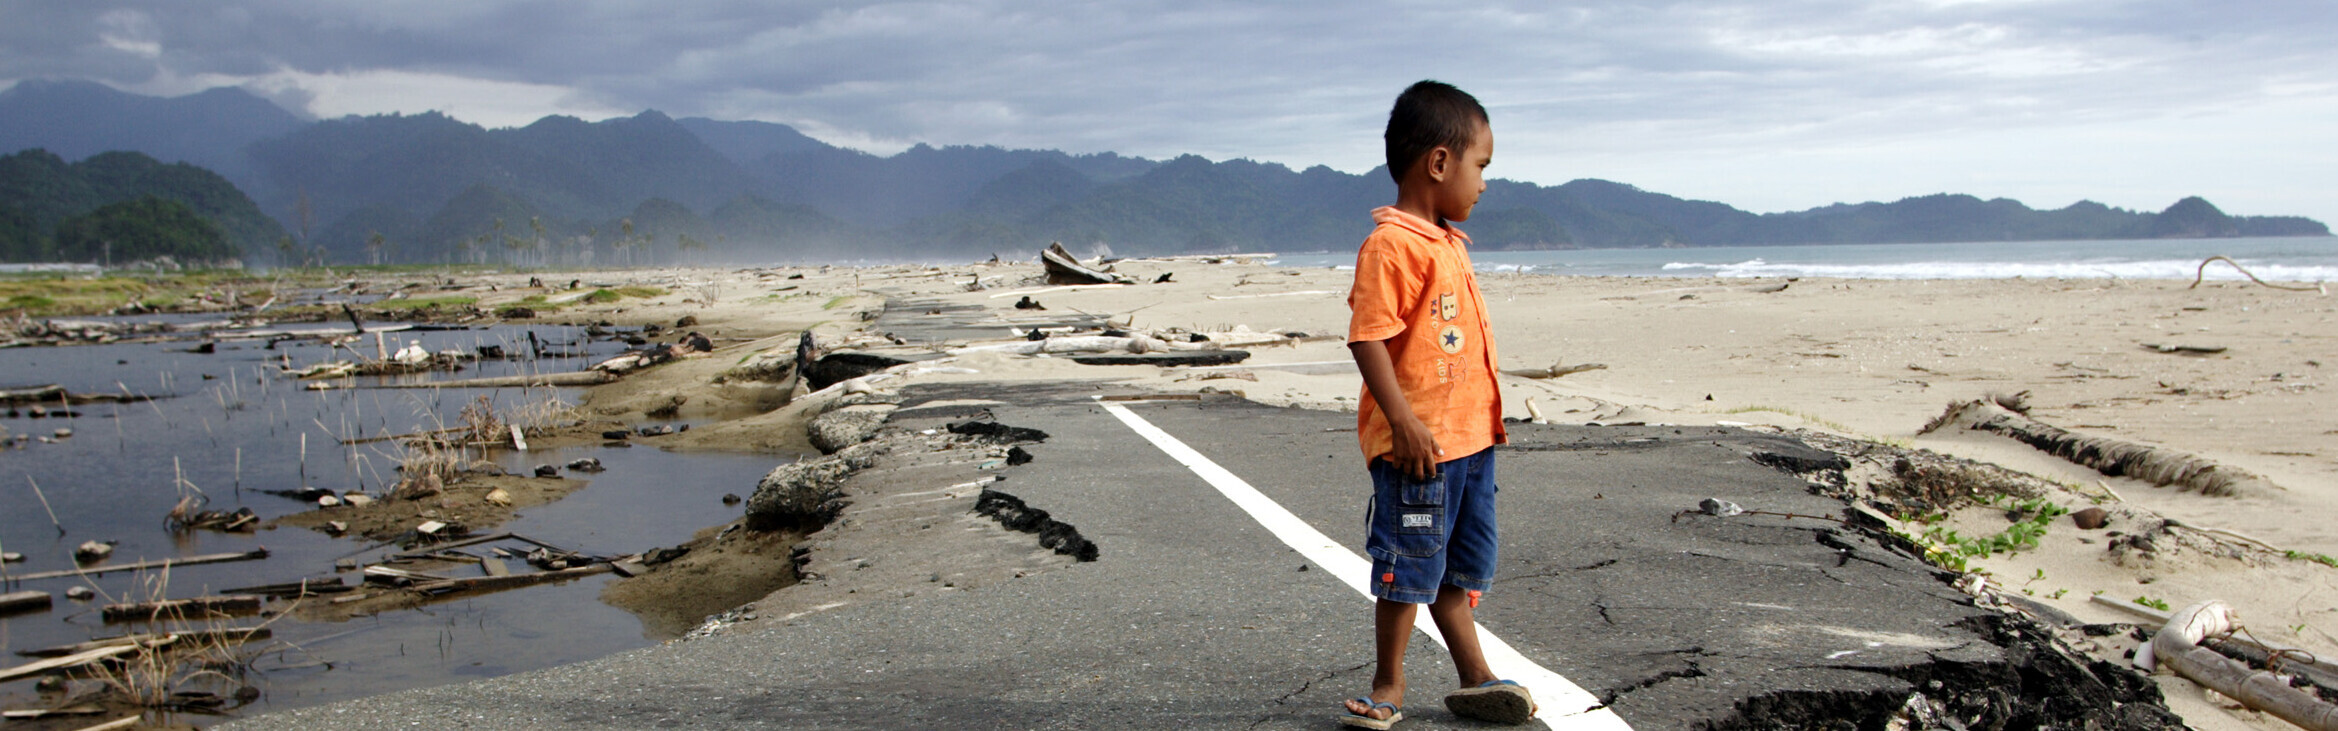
[1384,80,1492,224]
[1385,81,1487,183]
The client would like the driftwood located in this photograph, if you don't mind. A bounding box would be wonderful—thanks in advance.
[2140,342,2227,355]
[16,628,272,658]
[1040,242,1135,285]
[1503,362,1608,379]
[6,548,270,582]
[220,577,349,598]
[0,385,154,405]
[1922,400,2271,497]
[0,590,51,615]
[409,563,611,594]
[73,716,142,731]
[365,371,615,389]
[101,595,262,622]
[0,706,103,719]
[1070,350,1251,367]
[2153,600,2338,730]
[2191,255,2327,293]
[0,644,142,683]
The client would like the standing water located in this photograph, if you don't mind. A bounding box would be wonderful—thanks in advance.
[0,320,788,717]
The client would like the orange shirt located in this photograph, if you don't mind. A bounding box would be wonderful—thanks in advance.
[1348,206,1506,463]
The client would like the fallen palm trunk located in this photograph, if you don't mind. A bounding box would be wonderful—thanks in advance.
[1921,400,2274,497]
[953,335,1174,356]
[2152,600,2338,730]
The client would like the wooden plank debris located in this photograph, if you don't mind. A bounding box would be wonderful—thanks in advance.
[220,577,349,597]
[1,705,104,719]
[101,595,263,623]
[409,563,610,594]
[6,548,269,582]
[389,531,514,560]
[74,716,144,731]
[0,644,141,683]
[15,628,271,659]
[480,558,510,577]
[0,589,52,615]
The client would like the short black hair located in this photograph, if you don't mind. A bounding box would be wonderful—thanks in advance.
[1384,80,1487,183]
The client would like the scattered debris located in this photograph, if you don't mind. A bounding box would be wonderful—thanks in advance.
[100,595,263,623]
[0,590,52,615]
[1040,241,1135,285]
[2140,342,2228,355]
[72,541,113,564]
[1503,362,1609,379]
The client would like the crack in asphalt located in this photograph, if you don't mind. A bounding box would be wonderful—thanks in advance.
[1597,646,1712,707]
[1253,662,1372,730]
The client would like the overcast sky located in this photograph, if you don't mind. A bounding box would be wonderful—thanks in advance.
[5,1,2333,224]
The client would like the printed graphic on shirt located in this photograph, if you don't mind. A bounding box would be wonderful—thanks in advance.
[1438,324,1465,354]
[1438,292,1458,321]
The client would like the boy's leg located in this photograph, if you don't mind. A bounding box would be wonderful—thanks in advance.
[1344,598,1419,721]
[1426,585,1498,688]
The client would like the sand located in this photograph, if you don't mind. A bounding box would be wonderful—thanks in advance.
[425,256,2335,730]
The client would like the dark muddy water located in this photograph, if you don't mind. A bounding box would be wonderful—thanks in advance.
[0,321,786,718]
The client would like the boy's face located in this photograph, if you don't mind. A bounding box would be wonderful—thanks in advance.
[1435,118,1493,223]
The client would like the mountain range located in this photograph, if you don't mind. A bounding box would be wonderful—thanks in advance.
[0,79,2325,266]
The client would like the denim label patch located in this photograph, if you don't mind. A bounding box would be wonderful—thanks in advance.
[1402,513,1435,529]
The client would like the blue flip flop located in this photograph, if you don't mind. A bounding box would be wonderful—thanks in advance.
[1445,679,1536,724]
[1338,698,1404,729]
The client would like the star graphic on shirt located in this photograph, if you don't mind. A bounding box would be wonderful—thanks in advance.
[1444,331,1461,348]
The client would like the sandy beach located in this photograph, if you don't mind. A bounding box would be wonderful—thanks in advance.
[474,253,2335,730]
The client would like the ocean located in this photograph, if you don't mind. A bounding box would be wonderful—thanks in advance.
[1274,236,2338,282]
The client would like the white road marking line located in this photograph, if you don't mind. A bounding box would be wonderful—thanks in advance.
[1100,402,1632,730]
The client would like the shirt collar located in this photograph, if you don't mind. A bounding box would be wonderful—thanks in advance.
[1371,206,1471,246]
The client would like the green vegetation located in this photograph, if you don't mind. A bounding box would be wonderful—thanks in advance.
[2132,596,2172,612]
[2286,550,2338,569]
[0,149,282,264]
[1916,497,2069,560]
[55,197,236,264]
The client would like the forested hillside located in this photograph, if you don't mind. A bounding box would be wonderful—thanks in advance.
[0,81,2325,266]
[0,149,281,265]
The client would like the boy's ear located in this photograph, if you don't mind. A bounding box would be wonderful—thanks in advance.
[1424,145,1453,182]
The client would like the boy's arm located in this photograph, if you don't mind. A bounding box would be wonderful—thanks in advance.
[1351,338,1442,481]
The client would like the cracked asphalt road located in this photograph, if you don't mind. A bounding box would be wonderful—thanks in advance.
[227,383,2006,730]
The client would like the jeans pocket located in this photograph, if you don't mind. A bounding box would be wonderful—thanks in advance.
[1397,470,1445,508]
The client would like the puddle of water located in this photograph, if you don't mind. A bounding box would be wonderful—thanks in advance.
[0,323,790,715]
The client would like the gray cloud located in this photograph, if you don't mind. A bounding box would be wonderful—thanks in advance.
[3,0,2333,220]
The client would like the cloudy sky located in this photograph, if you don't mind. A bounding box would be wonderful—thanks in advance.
[5,1,2333,224]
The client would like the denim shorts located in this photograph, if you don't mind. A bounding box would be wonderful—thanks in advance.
[1364,447,1498,604]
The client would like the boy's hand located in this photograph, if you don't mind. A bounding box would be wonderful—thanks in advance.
[1350,338,1443,481]
[1389,413,1443,481]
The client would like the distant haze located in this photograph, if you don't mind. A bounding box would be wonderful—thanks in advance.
[0,2,2331,226]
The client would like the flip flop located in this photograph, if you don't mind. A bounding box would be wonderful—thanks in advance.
[1337,698,1404,729]
[1444,679,1537,724]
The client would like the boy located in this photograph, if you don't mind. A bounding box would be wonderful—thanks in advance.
[1339,81,1535,728]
